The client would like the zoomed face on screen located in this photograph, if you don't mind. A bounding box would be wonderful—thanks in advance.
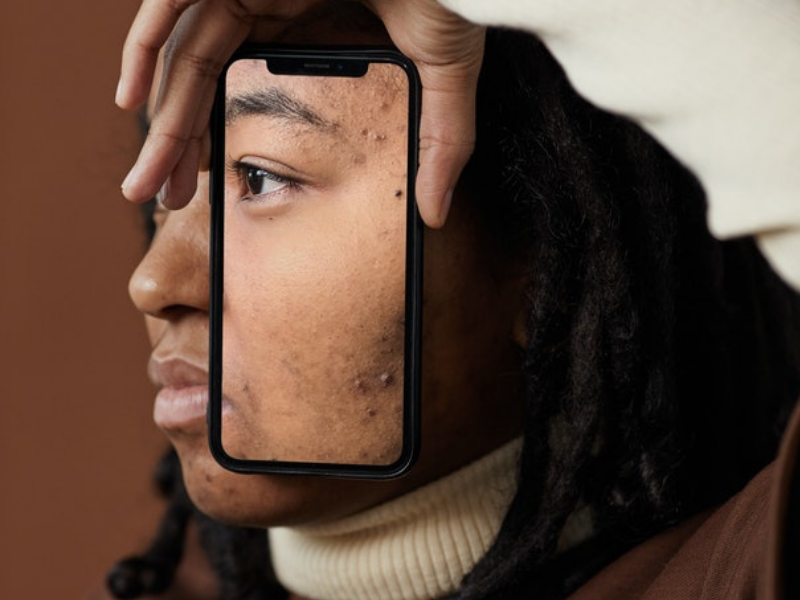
[209,47,421,478]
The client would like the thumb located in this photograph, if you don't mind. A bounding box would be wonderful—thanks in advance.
[414,57,481,228]
[368,0,485,228]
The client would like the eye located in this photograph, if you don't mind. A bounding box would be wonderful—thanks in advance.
[239,164,290,198]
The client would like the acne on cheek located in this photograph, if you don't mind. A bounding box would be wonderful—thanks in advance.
[349,316,405,417]
[353,371,397,395]
[360,128,388,143]
[349,127,390,166]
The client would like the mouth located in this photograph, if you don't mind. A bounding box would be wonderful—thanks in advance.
[154,384,209,430]
[149,357,210,431]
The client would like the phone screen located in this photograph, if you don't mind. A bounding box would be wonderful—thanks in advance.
[209,46,421,478]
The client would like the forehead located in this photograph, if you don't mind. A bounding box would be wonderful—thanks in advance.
[224,59,407,133]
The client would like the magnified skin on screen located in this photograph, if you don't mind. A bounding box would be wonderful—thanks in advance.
[218,57,411,467]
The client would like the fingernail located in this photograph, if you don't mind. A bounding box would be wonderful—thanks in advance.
[155,181,169,207]
[115,79,125,106]
[121,166,136,194]
[440,188,454,225]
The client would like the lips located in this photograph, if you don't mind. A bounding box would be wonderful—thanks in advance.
[149,358,210,431]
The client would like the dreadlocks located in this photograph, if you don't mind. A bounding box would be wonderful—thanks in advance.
[457,29,800,599]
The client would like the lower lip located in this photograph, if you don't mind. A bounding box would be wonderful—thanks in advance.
[153,385,209,430]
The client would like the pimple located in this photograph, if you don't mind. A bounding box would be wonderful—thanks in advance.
[380,372,394,388]
[366,407,377,418]
[354,377,368,394]
[353,153,366,165]
[359,128,388,142]
[394,189,403,198]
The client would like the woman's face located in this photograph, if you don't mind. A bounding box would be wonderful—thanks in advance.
[129,16,525,528]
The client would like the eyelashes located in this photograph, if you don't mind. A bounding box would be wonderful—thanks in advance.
[227,159,300,203]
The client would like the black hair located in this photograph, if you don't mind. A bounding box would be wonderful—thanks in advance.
[454,29,800,599]
[107,28,800,600]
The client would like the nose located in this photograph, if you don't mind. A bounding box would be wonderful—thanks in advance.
[129,179,210,320]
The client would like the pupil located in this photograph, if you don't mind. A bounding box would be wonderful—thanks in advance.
[247,168,265,193]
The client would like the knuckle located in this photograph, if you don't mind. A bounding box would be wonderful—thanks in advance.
[164,0,197,15]
[150,128,204,148]
[173,50,225,81]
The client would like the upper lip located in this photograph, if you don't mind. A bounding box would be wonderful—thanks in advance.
[148,357,209,389]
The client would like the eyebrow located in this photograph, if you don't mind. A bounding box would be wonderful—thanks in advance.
[225,87,333,130]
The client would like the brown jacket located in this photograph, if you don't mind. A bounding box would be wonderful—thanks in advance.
[569,401,800,600]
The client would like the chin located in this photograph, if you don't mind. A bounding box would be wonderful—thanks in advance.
[172,443,386,529]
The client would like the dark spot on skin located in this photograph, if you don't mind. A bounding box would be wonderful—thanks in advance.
[353,153,366,165]
[394,189,403,198]
[380,372,394,388]
[366,407,377,418]
[354,377,369,394]
[359,128,387,142]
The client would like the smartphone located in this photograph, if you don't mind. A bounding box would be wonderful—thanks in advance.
[209,45,422,478]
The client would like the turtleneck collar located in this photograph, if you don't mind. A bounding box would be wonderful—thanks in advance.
[268,438,523,600]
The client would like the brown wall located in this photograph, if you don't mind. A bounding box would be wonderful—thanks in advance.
[0,1,169,597]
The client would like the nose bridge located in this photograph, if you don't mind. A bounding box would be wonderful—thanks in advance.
[129,186,210,319]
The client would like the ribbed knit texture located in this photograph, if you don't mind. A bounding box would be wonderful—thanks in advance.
[268,439,522,600]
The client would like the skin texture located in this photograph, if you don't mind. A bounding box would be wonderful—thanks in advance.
[128,12,526,529]
[220,59,409,464]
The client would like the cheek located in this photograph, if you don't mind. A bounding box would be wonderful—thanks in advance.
[219,182,409,464]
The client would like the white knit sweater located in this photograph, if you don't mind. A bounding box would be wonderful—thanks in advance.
[441,0,800,291]
[269,439,523,600]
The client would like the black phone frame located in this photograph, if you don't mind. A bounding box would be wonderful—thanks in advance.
[209,45,422,478]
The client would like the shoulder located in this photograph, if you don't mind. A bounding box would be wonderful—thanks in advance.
[568,400,800,600]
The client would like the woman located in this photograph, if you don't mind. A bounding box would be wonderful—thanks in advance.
[106,2,800,600]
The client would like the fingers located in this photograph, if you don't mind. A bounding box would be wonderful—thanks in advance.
[414,64,480,228]
[117,0,202,109]
[117,0,485,223]
[366,0,484,228]
[120,0,253,206]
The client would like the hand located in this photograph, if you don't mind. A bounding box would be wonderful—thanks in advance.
[116,0,484,228]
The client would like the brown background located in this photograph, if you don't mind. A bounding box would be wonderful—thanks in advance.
[0,1,170,597]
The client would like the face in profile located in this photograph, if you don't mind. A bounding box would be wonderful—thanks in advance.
[129,13,526,529]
